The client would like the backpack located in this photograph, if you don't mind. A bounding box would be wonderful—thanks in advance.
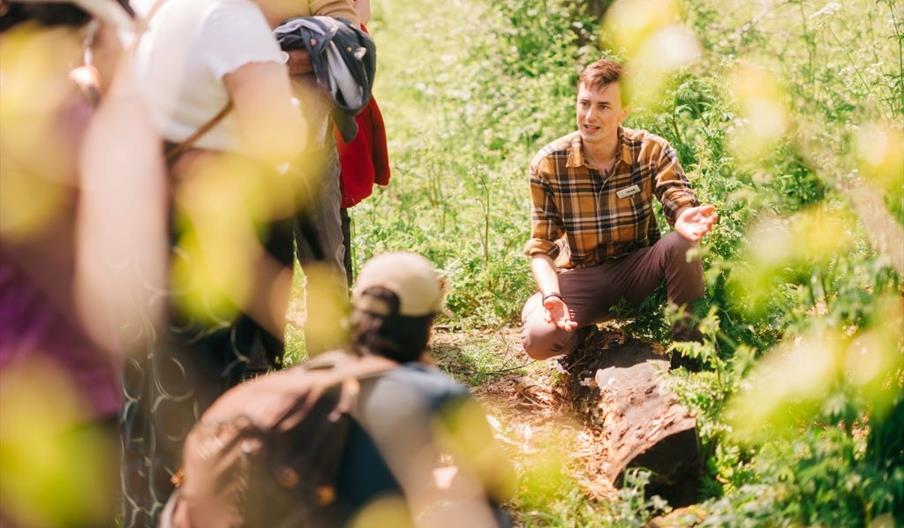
[160,351,396,528]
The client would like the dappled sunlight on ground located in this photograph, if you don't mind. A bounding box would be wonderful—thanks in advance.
[431,327,618,502]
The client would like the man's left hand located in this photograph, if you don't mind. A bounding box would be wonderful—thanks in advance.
[675,204,718,243]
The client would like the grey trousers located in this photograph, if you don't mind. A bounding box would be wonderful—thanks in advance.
[521,232,704,360]
[295,148,346,275]
[294,148,348,355]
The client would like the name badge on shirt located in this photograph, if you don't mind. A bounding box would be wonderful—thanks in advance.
[617,184,641,199]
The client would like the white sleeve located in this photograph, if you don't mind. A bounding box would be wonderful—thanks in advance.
[199,0,285,80]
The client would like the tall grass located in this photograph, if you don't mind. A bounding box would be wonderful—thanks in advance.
[359,0,903,524]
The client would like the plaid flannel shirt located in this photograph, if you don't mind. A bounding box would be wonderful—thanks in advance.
[524,127,699,269]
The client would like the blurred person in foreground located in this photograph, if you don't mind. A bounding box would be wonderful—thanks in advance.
[521,58,718,361]
[124,0,356,524]
[0,1,168,526]
[160,252,514,528]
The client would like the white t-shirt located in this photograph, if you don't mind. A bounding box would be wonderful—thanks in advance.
[132,0,285,151]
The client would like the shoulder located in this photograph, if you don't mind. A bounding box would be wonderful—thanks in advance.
[198,0,282,73]
[380,364,469,404]
[364,364,470,416]
[204,0,263,15]
[530,131,579,174]
[201,0,272,33]
[623,127,677,162]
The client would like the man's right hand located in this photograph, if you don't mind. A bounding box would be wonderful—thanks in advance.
[543,295,578,331]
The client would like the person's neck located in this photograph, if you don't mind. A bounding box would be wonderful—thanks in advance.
[583,132,620,169]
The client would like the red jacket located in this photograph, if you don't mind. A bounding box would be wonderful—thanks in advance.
[335,96,391,208]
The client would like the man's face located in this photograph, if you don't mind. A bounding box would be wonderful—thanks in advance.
[575,81,627,144]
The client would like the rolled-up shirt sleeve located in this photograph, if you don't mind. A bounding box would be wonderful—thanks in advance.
[653,143,699,227]
[523,160,564,258]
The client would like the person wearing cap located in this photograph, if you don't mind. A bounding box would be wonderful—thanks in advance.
[521,58,719,361]
[159,252,514,527]
[334,251,515,527]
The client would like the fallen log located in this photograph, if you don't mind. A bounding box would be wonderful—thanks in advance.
[558,328,701,506]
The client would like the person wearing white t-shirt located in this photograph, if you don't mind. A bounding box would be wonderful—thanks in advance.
[123,1,356,526]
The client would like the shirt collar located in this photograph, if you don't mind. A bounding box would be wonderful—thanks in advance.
[618,126,635,166]
[567,127,633,169]
[566,133,583,168]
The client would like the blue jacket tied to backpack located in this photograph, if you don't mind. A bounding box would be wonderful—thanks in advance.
[275,16,377,142]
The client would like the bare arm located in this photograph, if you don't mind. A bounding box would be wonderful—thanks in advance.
[526,157,576,331]
[76,50,168,354]
[530,253,560,298]
[530,254,576,331]
[223,61,305,165]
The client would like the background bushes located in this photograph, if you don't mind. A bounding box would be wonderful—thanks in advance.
[355,0,903,523]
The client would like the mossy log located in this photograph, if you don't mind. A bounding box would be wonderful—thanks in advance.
[559,329,701,506]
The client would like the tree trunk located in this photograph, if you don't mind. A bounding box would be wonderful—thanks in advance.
[559,329,701,506]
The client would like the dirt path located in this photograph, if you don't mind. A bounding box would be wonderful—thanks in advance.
[431,327,618,502]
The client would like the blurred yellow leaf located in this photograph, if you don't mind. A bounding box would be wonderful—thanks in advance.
[0,358,116,527]
[349,494,412,528]
[728,63,788,161]
[626,25,701,109]
[843,295,904,418]
[0,26,82,241]
[855,122,904,192]
[727,329,843,441]
[729,207,854,314]
[603,0,679,56]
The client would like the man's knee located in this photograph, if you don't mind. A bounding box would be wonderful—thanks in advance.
[660,232,705,304]
[662,231,695,262]
[522,330,560,360]
[521,294,561,359]
[521,318,578,360]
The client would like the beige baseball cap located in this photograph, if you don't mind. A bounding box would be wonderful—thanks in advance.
[352,252,445,317]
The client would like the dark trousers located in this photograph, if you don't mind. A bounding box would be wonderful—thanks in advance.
[521,232,704,359]
[341,208,353,288]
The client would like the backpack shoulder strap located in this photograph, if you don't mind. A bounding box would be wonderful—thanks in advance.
[164,101,233,164]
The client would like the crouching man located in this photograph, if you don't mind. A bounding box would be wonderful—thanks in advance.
[521,59,718,360]
[161,252,514,528]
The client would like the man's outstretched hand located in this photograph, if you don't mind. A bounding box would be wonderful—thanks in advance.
[675,204,718,243]
[543,296,578,332]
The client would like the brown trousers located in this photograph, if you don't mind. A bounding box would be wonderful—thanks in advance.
[521,232,704,359]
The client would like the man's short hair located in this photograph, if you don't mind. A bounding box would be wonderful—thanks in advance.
[578,59,623,92]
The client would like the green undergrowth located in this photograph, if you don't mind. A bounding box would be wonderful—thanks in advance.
[286,0,904,525]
